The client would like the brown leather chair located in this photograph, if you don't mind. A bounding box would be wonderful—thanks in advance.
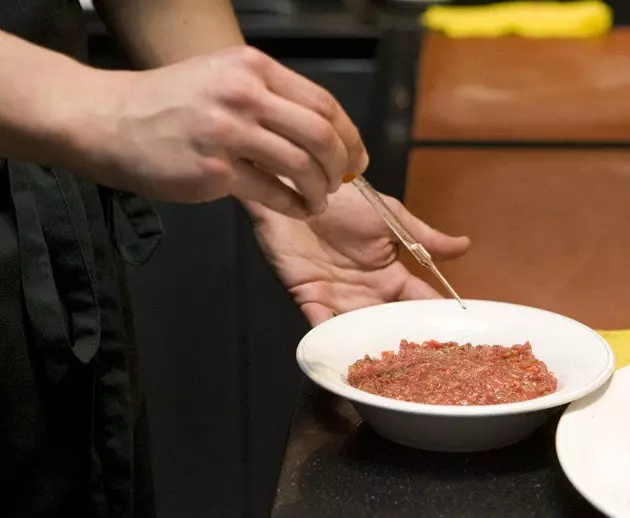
[402,31,630,329]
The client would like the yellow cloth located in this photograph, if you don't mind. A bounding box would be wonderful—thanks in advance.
[420,1,613,38]
[597,330,630,370]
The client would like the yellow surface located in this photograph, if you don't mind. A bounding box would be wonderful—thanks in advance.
[420,1,613,38]
[597,330,630,370]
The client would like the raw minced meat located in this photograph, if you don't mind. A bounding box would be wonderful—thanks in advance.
[347,339,558,406]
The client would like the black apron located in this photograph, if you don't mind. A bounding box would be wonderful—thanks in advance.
[0,2,163,516]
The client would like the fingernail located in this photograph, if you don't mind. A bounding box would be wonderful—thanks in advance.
[342,173,356,183]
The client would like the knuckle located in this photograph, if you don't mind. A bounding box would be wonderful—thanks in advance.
[221,81,258,109]
[235,45,267,70]
[287,150,313,174]
[313,88,337,120]
[310,122,336,151]
[200,157,233,182]
[201,108,234,142]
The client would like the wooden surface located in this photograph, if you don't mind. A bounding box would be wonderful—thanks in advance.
[402,148,630,329]
[414,29,630,142]
[404,28,630,329]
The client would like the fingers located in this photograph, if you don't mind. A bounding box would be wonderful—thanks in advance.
[263,60,369,176]
[397,269,444,301]
[230,160,308,219]
[301,302,336,327]
[212,49,368,213]
[294,281,385,322]
[258,90,349,193]
[389,199,471,261]
[237,127,329,214]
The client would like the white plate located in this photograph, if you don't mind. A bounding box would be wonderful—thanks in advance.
[297,299,615,452]
[556,365,630,518]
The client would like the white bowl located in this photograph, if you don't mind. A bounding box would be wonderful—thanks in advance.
[296,299,615,452]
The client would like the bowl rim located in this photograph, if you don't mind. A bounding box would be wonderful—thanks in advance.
[296,299,616,417]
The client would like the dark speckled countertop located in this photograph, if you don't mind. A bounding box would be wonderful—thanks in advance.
[271,379,605,518]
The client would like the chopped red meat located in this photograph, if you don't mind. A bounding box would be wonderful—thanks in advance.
[347,340,558,406]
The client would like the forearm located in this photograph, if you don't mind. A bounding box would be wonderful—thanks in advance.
[94,0,245,67]
[0,30,127,173]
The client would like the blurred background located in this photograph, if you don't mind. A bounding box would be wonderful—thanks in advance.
[83,1,630,516]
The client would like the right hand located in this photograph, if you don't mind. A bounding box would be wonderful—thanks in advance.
[86,45,369,217]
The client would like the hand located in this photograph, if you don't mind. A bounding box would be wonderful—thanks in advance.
[247,184,470,326]
[87,46,368,216]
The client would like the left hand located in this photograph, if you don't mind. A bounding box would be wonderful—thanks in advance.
[247,184,470,326]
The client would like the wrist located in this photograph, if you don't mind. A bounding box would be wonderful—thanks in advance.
[54,65,136,179]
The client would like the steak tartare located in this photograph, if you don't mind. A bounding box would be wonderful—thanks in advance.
[347,339,558,406]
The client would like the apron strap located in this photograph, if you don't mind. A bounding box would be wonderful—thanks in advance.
[103,188,164,267]
[78,179,135,518]
[8,161,101,367]
[8,161,162,517]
